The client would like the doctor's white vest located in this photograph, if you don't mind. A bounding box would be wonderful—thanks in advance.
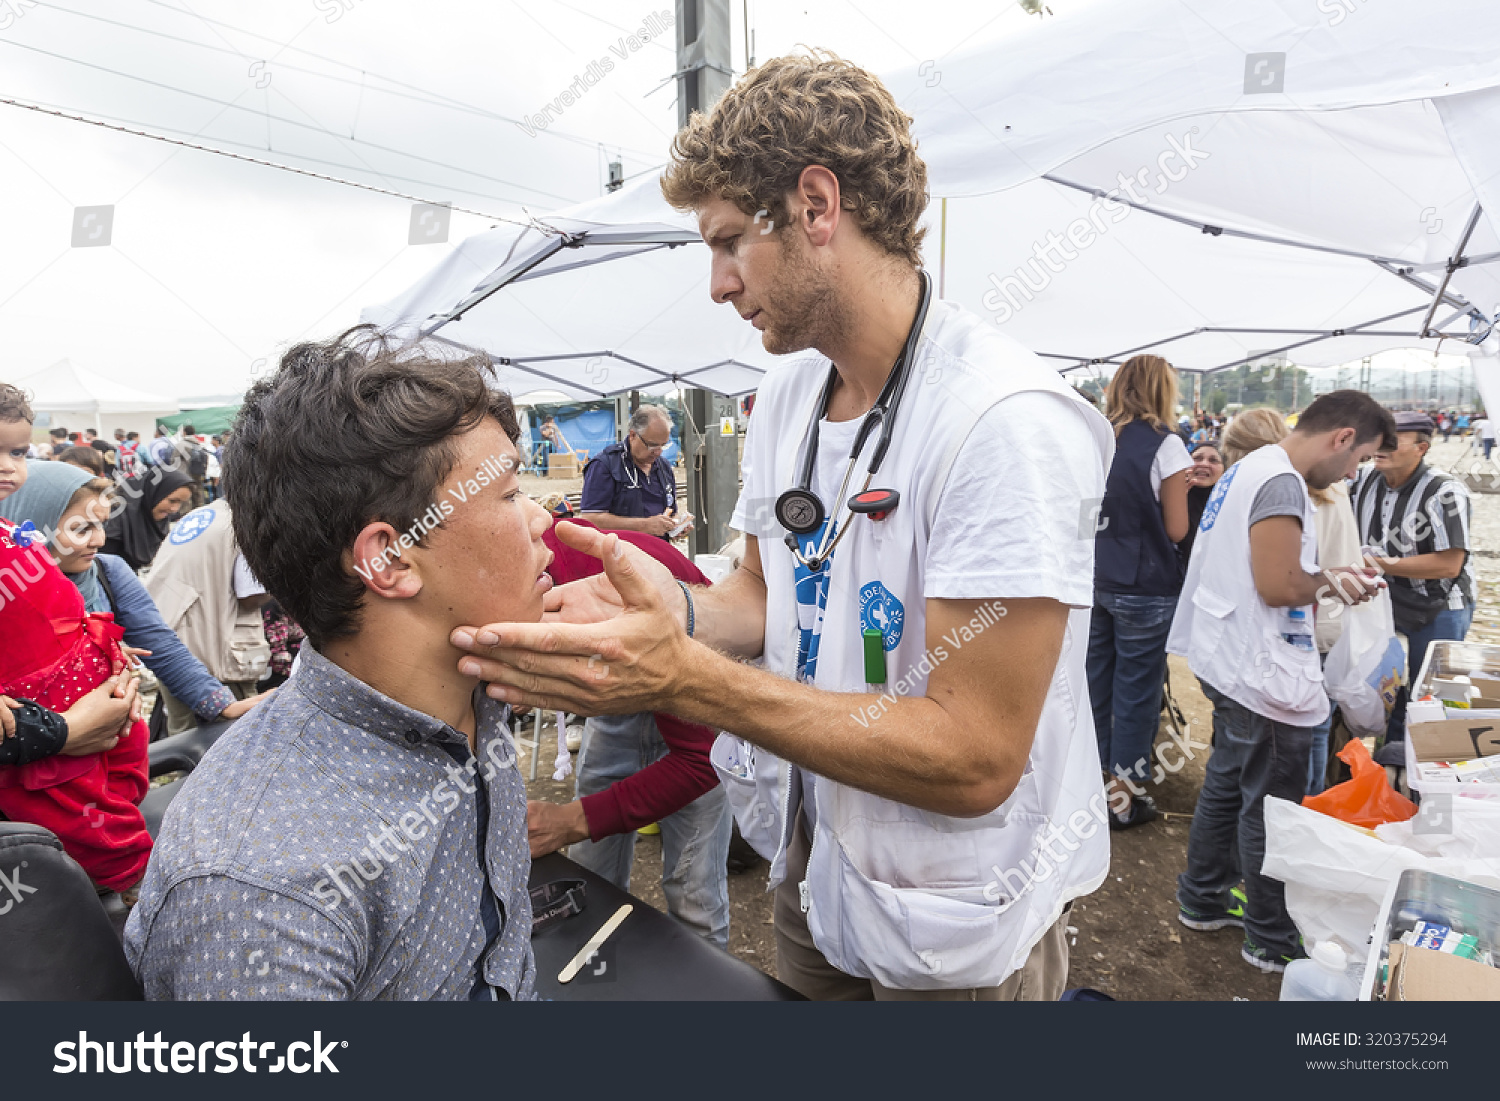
[713,300,1112,989]
[1166,443,1329,726]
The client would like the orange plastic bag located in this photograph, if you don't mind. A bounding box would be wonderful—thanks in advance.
[1301,737,1417,828]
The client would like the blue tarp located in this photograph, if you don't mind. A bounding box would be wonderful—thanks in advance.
[523,402,681,469]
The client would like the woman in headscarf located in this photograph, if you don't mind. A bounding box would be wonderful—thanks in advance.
[0,461,270,732]
[0,456,152,899]
[1177,441,1226,564]
[102,465,192,571]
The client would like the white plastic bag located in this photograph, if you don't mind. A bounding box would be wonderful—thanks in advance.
[1263,796,1500,953]
[1323,588,1405,738]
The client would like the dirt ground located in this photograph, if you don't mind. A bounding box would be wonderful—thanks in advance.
[520,435,1500,1000]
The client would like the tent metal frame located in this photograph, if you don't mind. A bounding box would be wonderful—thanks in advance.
[429,334,763,399]
[406,182,1496,388]
[417,225,700,342]
[1040,175,1495,374]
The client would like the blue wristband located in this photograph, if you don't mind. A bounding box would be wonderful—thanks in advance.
[676,579,695,638]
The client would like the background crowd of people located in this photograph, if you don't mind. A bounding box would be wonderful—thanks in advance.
[1086,355,1476,974]
[0,396,273,910]
[1,353,1487,987]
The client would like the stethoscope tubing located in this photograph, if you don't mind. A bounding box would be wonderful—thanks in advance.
[784,271,934,571]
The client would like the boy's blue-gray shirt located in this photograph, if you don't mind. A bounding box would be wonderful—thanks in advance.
[124,647,535,1000]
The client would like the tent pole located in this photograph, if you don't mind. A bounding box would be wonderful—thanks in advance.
[939,197,947,298]
[1419,203,1484,338]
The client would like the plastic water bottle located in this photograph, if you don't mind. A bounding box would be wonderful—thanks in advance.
[1281,607,1314,652]
[1280,941,1358,1001]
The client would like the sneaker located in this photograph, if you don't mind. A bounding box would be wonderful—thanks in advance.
[1109,793,1158,831]
[1241,939,1305,974]
[1178,901,1244,932]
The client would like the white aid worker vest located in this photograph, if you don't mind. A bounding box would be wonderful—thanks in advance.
[1167,443,1328,726]
[713,299,1112,990]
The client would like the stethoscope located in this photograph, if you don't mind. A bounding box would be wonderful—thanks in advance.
[774,270,934,571]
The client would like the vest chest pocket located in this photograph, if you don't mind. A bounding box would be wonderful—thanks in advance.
[1189,584,1237,664]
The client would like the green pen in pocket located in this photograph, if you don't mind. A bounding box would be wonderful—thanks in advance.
[863,627,887,689]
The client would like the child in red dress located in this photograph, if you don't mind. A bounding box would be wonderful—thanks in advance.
[0,386,151,893]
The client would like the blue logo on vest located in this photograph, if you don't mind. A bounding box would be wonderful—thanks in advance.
[1197,463,1239,533]
[168,508,215,545]
[859,581,905,650]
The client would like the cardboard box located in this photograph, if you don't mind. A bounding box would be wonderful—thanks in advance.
[546,453,578,479]
[1407,716,1500,764]
[1385,940,1500,1000]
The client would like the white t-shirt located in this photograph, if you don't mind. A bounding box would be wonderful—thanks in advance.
[786,390,1104,833]
[926,392,1103,607]
[798,390,1103,626]
[1149,432,1193,502]
[1477,418,1495,441]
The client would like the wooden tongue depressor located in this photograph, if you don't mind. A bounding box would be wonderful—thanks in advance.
[558,904,633,983]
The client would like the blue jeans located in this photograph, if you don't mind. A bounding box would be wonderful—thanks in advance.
[1385,603,1475,743]
[1305,709,1332,796]
[1087,591,1178,783]
[1178,679,1314,958]
[567,712,731,948]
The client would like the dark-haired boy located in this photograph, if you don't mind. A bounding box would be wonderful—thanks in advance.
[124,330,555,1000]
[1170,391,1394,973]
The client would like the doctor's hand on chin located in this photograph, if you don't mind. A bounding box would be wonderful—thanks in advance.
[450,521,692,716]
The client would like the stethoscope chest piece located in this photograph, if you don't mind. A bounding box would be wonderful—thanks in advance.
[848,488,900,522]
[775,487,826,535]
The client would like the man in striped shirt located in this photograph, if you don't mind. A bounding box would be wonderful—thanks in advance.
[1352,410,1473,751]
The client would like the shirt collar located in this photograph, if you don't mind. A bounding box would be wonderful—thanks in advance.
[291,646,506,752]
[1382,461,1429,495]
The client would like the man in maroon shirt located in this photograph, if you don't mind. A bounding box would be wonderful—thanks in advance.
[526,519,730,946]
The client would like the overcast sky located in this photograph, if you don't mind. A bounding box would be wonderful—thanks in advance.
[0,0,1454,403]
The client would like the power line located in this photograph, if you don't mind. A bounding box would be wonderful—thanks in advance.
[0,95,561,229]
[115,0,664,162]
[0,36,579,204]
[9,94,541,208]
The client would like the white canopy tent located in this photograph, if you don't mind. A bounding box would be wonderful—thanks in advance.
[364,0,1500,395]
[14,358,180,438]
[362,178,769,400]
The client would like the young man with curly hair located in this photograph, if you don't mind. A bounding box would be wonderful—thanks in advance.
[454,52,1114,999]
[125,330,554,1000]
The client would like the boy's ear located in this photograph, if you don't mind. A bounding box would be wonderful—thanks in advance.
[347,522,423,600]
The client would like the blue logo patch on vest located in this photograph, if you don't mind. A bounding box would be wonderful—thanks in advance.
[1197,464,1239,533]
[859,581,905,650]
[168,508,215,545]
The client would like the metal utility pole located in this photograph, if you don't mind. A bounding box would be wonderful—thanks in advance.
[676,0,738,556]
[675,0,732,128]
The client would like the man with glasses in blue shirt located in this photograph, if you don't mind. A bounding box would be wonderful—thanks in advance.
[580,405,691,541]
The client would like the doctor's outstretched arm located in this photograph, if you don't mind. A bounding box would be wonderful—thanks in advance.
[451,528,1061,817]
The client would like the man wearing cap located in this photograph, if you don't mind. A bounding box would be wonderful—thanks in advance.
[1351,410,1474,750]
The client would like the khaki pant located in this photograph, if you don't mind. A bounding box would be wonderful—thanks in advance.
[773,818,1072,1001]
[160,680,258,737]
